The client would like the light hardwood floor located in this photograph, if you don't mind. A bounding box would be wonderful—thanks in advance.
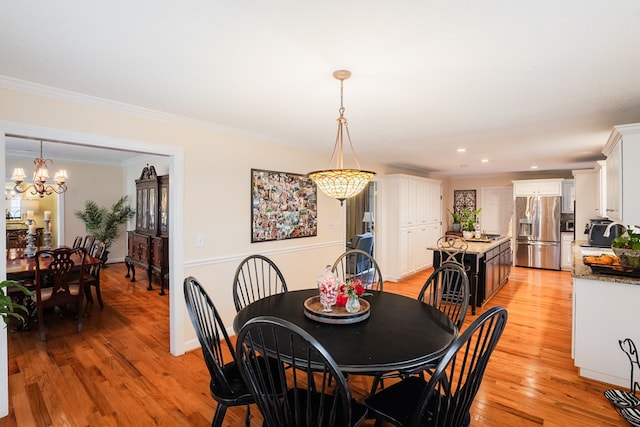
[0,262,628,426]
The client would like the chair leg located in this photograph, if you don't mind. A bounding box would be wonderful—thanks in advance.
[77,300,83,332]
[37,305,46,341]
[211,404,227,427]
[244,404,251,426]
[95,283,104,308]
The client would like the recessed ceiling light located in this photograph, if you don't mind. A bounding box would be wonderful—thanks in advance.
[530,165,538,169]
[457,148,466,153]
[481,159,489,163]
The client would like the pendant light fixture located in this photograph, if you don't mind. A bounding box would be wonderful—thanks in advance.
[307,70,375,206]
[11,140,68,198]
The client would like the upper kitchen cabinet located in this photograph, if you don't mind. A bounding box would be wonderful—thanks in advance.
[562,179,575,213]
[572,169,599,239]
[603,123,640,224]
[512,178,563,197]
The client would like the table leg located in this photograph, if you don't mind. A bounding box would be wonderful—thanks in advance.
[471,272,478,315]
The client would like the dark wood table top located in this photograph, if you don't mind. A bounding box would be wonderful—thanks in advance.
[6,250,102,279]
[233,289,457,374]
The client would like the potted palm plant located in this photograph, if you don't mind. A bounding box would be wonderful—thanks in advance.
[75,195,135,263]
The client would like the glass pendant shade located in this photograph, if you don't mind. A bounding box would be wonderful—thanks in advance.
[307,70,375,205]
[307,169,375,204]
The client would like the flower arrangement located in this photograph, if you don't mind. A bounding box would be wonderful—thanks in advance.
[335,278,372,307]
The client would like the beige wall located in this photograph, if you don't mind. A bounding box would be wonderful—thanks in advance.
[0,85,387,347]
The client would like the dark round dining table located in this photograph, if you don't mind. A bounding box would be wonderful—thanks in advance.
[233,289,457,374]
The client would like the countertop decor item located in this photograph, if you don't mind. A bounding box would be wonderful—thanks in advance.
[612,228,640,268]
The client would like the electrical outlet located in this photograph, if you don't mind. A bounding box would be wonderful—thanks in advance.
[196,234,205,247]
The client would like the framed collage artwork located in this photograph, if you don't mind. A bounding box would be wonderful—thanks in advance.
[251,169,318,242]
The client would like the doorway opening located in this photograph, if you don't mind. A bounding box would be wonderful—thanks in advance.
[345,181,377,256]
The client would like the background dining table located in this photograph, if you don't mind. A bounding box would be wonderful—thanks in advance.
[233,289,457,374]
[6,249,102,281]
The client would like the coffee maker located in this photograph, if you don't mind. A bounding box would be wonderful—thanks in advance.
[586,218,624,247]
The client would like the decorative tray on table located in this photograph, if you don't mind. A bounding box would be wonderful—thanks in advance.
[303,296,370,324]
[583,255,640,278]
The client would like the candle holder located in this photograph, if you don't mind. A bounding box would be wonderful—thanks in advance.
[24,219,36,258]
[43,218,52,250]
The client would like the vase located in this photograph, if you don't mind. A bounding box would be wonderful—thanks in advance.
[462,230,473,239]
[345,295,361,313]
[451,223,461,232]
[317,266,339,312]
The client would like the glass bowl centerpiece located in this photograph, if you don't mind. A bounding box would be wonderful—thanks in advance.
[612,228,640,269]
[317,266,340,312]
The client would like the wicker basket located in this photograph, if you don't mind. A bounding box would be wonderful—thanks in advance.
[612,247,640,269]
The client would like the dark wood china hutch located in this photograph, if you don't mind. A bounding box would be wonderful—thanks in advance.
[125,165,169,294]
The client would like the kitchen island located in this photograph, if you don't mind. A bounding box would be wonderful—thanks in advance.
[572,241,640,388]
[429,236,512,314]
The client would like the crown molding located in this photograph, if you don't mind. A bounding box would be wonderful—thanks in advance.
[0,75,281,144]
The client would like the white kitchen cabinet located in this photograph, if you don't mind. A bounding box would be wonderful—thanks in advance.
[573,277,640,388]
[604,138,622,221]
[602,123,640,224]
[512,179,563,197]
[596,160,606,218]
[572,169,599,240]
[562,179,575,213]
[383,174,442,281]
[561,232,573,270]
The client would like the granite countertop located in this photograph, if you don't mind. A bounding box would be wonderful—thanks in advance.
[427,236,512,255]
[572,240,640,285]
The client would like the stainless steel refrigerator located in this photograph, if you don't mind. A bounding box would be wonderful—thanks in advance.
[514,195,561,270]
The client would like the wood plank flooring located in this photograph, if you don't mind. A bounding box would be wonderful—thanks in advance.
[0,263,629,426]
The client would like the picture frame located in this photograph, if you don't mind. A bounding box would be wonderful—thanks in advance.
[453,189,476,215]
[251,168,318,242]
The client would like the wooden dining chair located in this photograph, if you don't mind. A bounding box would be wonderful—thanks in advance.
[232,255,288,312]
[35,247,86,341]
[84,240,106,308]
[82,234,95,253]
[365,306,508,427]
[236,316,368,427]
[332,249,384,291]
[184,276,263,427]
[369,261,470,395]
[72,235,83,249]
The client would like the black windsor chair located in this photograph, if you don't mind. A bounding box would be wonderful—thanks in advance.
[232,254,288,312]
[236,316,368,427]
[331,249,384,291]
[184,276,272,427]
[365,305,508,427]
[369,261,470,395]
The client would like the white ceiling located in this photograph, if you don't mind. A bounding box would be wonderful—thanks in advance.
[2,1,640,175]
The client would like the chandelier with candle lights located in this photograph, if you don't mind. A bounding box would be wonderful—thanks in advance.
[11,140,68,198]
